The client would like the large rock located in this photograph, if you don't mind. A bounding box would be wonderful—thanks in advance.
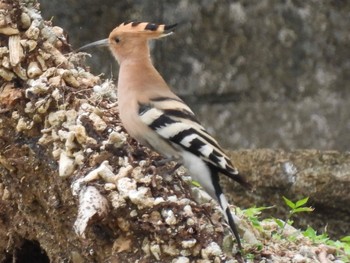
[226,149,350,239]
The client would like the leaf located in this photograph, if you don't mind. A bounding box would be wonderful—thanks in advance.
[303,226,317,239]
[274,218,284,228]
[282,196,295,209]
[303,226,329,243]
[256,243,263,251]
[341,236,350,243]
[191,180,201,187]
[243,206,274,217]
[250,217,261,228]
[287,219,294,225]
[242,207,272,229]
[295,197,309,208]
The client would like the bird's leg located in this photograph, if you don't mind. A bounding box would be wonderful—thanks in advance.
[168,162,182,174]
[153,157,176,166]
[153,157,182,176]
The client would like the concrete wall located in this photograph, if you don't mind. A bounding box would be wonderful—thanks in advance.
[41,0,350,151]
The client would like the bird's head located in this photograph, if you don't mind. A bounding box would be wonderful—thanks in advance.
[79,21,177,64]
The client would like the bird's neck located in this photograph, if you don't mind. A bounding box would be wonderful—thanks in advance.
[118,55,169,96]
[120,54,153,69]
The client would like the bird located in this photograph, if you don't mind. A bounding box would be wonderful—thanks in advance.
[79,21,251,250]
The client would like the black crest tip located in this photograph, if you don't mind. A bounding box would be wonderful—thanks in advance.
[145,23,159,31]
[131,21,141,27]
[164,23,178,31]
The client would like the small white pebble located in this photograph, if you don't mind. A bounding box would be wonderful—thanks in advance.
[162,209,177,225]
[201,242,222,259]
[118,156,129,166]
[74,151,85,165]
[131,166,144,180]
[58,151,75,177]
[109,192,126,209]
[292,254,307,263]
[106,131,126,148]
[181,239,197,248]
[173,185,182,192]
[84,160,116,183]
[128,187,156,208]
[180,249,191,256]
[168,195,178,202]
[172,256,190,263]
[183,205,193,216]
[86,148,93,153]
[299,246,316,258]
[154,197,165,205]
[117,177,137,198]
[139,160,147,167]
[162,244,179,256]
[104,183,116,191]
[130,210,138,217]
[150,244,161,260]
[139,174,152,184]
[48,110,66,127]
[186,218,195,226]
[115,165,133,180]
[89,112,107,131]
[142,238,150,256]
[179,198,191,205]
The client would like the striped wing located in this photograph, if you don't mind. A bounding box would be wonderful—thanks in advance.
[138,96,247,185]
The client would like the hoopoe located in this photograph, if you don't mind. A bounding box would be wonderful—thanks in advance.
[80,21,251,250]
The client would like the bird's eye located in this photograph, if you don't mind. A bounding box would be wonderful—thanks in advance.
[115,37,120,43]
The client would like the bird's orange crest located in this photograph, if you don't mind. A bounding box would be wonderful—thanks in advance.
[77,21,177,52]
[112,21,177,38]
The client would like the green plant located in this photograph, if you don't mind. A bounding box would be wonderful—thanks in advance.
[340,236,350,256]
[303,226,329,243]
[242,206,274,231]
[240,197,349,261]
[280,196,314,234]
[303,227,350,261]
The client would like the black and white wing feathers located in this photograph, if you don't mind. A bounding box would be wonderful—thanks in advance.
[138,96,250,188]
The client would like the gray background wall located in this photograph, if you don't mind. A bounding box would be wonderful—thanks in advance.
[40,0,350,151]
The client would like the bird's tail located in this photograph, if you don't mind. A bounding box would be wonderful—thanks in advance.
[211,171,243,250]
[219,192,243,250]
[216,165,252,190]
[227,171,252,190]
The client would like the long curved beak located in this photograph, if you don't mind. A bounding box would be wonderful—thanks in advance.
[77,38,109,51]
